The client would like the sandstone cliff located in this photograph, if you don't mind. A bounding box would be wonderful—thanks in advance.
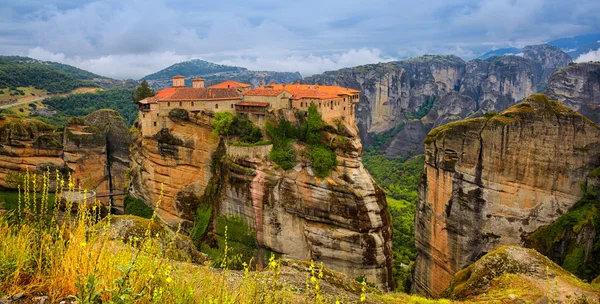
[129,109,395,290]
[546,62,600,125]
[217,112,394,290]
[412,94,600,297]
[0,110,131,207]
[304,45,572,157]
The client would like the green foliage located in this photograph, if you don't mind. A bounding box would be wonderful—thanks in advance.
[370,122,405,150]
[190,204,212,244]
[41,88,137,126]
[265,120,297,170]
[131,80,155,103]
[310,145,338,178]
[0,190,56,211]
[200,216,257,270]
[231,140,271,147]
[0,56,101,94]
[212,111,234,136]
[484,111,498,118]
[305,103,323,145]
[123,195,153,219]
[562,247,586,278]
[528,191,600,281]
[141,59,245,81]
[230,114,263,143]
[406,96,435,120]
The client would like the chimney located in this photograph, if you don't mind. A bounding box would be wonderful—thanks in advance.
[192,78,205,89]
[172,75,185,87]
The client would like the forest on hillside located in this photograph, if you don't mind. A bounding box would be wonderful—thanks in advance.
[40,88,137,126]
[0,56,101,94]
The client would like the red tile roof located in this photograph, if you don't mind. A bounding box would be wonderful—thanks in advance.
[236,102,269,107]
[209,80,251,89]
[243,83,359,100]
[146,87,241,102]
[243,89,286,96]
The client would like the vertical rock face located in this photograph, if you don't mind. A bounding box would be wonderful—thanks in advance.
[412,95,600,297]
[546,62,600,125]
[129,108,395,290]
[304,46,572,156]
[0,110,131,205]
[304,56,466,140]
[217,113,394,290]
[130,112,219,228]
[523,44,573,85]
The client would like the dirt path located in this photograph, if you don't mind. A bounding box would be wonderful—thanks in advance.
[0,95,48,110]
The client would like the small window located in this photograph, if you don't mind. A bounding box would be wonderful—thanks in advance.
[191,102,194,106]
[179,102,182,107]
[215,104,218,109]
[142,114,145,118]
[168,102,170,107]
[153,122,157,127]
[157,113,159,117]
[231,104,233,108]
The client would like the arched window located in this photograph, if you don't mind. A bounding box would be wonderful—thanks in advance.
[215,103,218,109]
[179,102,182,107]
[167,102,170,107]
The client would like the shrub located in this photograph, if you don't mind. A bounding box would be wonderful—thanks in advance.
[231,114,263,143]
[124,194,153,219]
[212,111,234,136]
[310,145,338,178]
[484,111,498,118]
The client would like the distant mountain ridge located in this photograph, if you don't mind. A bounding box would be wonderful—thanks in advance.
[0,55,137,94]
[141,59,247,81]
[141,59,302,89]
[478,47,522,60]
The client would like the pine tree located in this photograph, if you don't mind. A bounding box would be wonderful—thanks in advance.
[132,80,155,102]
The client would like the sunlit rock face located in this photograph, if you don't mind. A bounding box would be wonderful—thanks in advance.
[411,95,600,297]
[0,109,131,207]
[129,110,395,290]
[546,62,600,125]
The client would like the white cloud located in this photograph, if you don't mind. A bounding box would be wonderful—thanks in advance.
[576,49,600,63]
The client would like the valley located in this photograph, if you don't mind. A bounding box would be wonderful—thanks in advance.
[1,36,600,303]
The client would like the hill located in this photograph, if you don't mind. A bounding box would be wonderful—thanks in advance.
[478,47,522,59]
[141,59,246,81]
[0,56,138,94]
[141,59,302,89]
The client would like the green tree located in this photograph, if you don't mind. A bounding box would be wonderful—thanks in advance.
[131,80,155,102]
[306,103,323,144]
[212,111,234,138]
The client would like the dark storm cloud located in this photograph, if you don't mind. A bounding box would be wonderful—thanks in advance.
[0,0,598,79]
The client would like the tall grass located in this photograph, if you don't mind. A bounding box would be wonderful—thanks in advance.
[0,170,370,303]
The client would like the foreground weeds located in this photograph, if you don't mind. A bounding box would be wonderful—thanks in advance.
[0,171,370,303]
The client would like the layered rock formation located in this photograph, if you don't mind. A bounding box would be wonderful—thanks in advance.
[0,110,131,207]
[442,246,599,302]
[304,45,572,157]
[129,112,220,228]
[412,95,600,297]
[129,109,395,290]
[546,62,600,125]
[218,113,393,290]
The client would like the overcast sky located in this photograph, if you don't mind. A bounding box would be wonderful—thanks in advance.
[1,0,599,79]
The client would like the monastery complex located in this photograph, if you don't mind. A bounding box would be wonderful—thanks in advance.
[138,75,359,133]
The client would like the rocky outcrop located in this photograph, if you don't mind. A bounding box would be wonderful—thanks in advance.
[0,110,131,207]
[304,46,572,156]
[412,94,600,297]
[129,112,220,228]
[129,109,395,290]
[304,56,466,140]
[523,44,573,85]
[217,113,393,290]
[442,246,599,302]
[546,62,600,125]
